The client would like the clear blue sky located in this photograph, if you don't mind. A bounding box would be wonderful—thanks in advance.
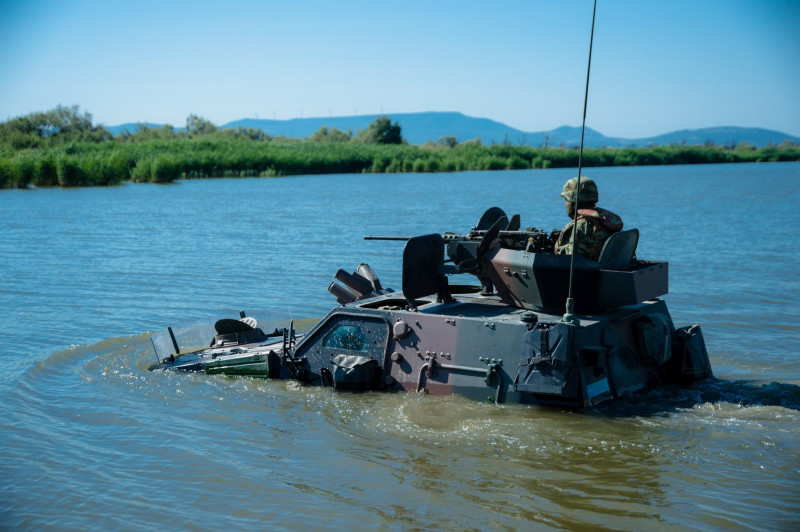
[1,0,798,138]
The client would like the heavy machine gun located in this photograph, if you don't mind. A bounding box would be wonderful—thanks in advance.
[365,207,558,260]
[365,209,549,307]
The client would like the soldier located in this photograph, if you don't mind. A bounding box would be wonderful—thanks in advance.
[554,177,623,261]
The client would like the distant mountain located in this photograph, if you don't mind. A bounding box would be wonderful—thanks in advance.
[223,113,581,147]
[633,127,799,148]
[106,112,800,148]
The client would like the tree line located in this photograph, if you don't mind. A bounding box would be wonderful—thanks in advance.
[1,105,798,188]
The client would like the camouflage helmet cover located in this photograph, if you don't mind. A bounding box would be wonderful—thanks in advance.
[561,176,599,204]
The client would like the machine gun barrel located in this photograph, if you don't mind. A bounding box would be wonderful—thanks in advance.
[366,228,551,242]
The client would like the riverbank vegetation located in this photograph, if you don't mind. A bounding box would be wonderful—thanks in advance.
[1,105,798,188]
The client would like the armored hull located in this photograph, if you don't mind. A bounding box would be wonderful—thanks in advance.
[152,208,712,407]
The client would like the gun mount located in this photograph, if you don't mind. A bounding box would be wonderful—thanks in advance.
[368,207,666,314]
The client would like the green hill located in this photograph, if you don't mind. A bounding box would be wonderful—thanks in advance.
[107,112,798,148]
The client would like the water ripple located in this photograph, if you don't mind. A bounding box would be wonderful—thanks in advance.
[2,164,800,530]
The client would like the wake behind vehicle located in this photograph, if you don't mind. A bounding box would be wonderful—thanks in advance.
[150,207,712,407]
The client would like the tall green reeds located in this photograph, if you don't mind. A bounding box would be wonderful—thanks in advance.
[1,134,799,189]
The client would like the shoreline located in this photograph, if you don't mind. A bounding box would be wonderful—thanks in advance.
[3,139,798,189]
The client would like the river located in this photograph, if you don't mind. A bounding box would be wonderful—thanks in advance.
[1,162,799,530]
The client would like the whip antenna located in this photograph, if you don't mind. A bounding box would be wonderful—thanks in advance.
[563,0,597,325]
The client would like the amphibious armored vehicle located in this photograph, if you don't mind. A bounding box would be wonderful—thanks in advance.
[151,207,712,407]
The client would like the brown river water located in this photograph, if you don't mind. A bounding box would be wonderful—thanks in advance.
[1,163,799,530]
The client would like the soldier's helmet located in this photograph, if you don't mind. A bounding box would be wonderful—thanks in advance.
[560,177,599,204]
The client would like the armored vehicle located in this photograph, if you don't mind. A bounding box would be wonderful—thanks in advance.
[151,207,712,407]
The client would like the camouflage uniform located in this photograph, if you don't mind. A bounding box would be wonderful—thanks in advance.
[554,207,624,261]
[554,177,623,261]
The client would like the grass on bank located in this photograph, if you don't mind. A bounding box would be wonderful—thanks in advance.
[2,137,798,189]
[1,106,798,188]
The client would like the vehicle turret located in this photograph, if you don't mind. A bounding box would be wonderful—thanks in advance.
[370,207,667,314]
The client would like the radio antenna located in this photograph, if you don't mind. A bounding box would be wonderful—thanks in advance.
[563,0,597,325]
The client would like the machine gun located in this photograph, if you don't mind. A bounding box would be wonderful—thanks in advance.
[365,228,556,253]
[365,207,559,275]
[364,208,560,309]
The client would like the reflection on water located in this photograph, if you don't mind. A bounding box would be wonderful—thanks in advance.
[1,163,799,530]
